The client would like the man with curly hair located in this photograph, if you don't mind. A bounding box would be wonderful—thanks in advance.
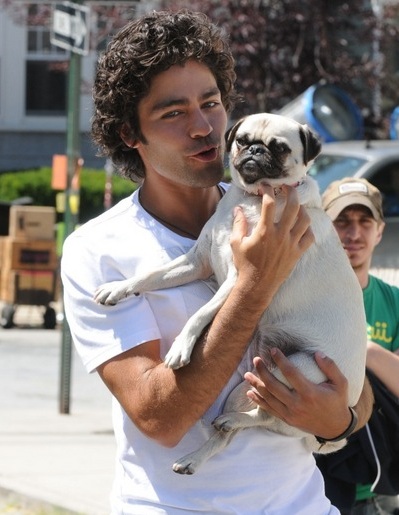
[61,9,372,514]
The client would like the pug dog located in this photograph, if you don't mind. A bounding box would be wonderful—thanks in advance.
[94,113,367,474]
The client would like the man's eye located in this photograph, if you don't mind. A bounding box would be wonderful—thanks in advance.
[162,110,180,119]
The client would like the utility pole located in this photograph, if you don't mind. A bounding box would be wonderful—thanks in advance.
[51,0,90,414]
[59,46,82,415]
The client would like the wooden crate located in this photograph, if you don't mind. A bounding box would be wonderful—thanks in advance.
[9,205,56,241]
[0,269,56,305]
[0,238,3,293]
[2,237,58,271]
[0,237,4,269]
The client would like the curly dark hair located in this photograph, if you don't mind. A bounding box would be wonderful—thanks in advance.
[91,9,237,182]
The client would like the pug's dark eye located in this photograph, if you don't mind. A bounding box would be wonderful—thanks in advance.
[235,137,247,148]
[269,139,290,154]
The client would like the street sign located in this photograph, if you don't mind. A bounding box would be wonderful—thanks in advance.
[51,2,90,55]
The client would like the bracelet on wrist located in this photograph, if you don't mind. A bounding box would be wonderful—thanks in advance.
[315,406,358,444]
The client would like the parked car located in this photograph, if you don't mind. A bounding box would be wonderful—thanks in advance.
[308,139,399,270]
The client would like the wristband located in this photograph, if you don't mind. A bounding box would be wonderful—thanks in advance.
[315,406,358,444]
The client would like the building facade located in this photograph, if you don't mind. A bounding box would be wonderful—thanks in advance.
[0,1,159,172]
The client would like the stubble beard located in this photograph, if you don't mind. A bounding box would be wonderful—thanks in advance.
[182,156,226,188]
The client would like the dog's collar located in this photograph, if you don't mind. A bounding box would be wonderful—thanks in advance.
[273,177,305,196]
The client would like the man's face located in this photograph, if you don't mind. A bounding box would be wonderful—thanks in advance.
[333,205,385,270]
[131,59,228,189]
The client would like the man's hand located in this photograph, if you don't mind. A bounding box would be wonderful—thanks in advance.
[244,348,364,440]
[230,184,315,305]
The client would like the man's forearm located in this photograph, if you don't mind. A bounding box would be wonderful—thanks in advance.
[367,343,399,397]
[352,376,374,431]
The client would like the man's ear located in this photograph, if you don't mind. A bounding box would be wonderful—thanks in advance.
[375,221,386,246]
[120,123,137,148]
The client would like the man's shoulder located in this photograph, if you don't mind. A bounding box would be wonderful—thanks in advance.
[369,273,399,304]
[370,272,399,289]
[62,194,136,258]
[67,194,135,238]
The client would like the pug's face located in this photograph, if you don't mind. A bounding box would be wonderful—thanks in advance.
[225,113,321,194]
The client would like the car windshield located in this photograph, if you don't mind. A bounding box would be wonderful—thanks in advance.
[308,155,367,193]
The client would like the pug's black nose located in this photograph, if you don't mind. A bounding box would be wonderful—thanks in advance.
[249,144,265,156]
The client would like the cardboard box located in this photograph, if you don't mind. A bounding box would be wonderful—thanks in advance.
[0,238,3,293]
[9,206,56,241]
[0,237,4,268]
[2,237,58,271]
[0,269,56,304]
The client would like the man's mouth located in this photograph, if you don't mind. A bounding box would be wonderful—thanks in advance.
[344,244,363,253]
[190,146,219,162]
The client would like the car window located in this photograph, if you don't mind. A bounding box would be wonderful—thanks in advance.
[308,155,367,192]
[370,163,399,217]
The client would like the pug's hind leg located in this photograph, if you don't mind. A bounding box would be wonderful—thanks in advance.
[213,409,262,432]
[173,429,238,475]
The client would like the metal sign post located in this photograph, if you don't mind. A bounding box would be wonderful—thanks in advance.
[51,1,90,414]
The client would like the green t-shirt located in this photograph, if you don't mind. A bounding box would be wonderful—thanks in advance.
[363,275,399,352]
[356,274,399,501]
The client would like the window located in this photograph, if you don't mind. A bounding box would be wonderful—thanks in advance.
[370,163,399,218]
[26,60,68,115]
[25,3,68,116]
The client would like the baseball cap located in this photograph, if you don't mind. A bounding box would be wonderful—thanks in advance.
[322,177,383,222]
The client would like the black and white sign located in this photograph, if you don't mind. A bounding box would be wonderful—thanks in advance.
[51,2,90,55]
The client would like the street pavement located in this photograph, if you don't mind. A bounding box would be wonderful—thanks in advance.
[0,304,115,515]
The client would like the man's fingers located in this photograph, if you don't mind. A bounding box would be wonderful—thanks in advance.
[314,351,348,392]
[230,205,248,242]
[269,348,347,393]
[262,186,314,253]
[245,350,353,437]
[291,205,315,250]
[244,357,291,417]
[275,185,301,229]
[268,348,311,392]
[279,189,315,252]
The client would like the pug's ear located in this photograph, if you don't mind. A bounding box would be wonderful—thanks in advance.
[120,123,137,148]
[300,125,321,165]
[225,118,245,152]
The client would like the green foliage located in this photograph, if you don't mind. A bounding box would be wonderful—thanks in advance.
[163,0,399,136]
[0,167,136,224]
[0,168,56,205]
[79,168,136,222]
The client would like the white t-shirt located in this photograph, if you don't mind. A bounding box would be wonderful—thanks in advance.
[61,189,339,515]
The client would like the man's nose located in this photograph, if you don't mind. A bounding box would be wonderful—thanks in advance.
[189,110,212,138]
[346,222,361,239]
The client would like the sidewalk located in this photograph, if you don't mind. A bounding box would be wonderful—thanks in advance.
[0,410,115,515]
[0,305,115,515]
